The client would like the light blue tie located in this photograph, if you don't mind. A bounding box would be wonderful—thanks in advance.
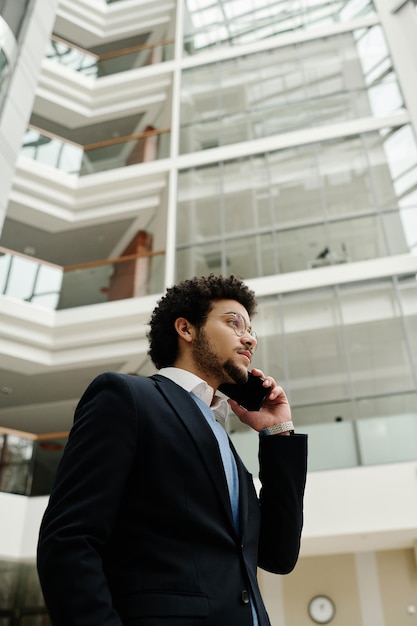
[190,393,259,626]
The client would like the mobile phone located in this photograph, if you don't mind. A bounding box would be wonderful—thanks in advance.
[218,372,269,411]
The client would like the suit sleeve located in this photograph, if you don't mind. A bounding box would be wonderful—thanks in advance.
[37,373,140,626]
[257,433,307,574]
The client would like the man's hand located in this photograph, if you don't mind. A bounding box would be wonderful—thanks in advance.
[228,368,292,433]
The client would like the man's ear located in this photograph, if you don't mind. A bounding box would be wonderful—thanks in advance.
[174,317,195,344]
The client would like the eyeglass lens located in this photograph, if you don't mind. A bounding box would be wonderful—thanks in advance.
[235,313,256,339]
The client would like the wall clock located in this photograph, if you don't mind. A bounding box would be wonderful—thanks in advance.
[308,595,335,623]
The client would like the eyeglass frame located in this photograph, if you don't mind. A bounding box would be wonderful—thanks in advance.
[214,311,257,347]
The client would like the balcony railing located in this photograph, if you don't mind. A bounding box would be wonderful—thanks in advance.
[0,245,165,309]
[2,408,417,497]
[46,34,175,77]
[21,124,171,175]
[230,411,417,475]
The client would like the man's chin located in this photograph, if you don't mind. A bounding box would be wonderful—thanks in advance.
[223,362,248,385]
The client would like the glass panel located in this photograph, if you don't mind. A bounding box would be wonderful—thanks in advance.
[381,126,417,206]
[57,253,165,309]
[0,0,30,38]
[358,414,417,465]
[302,421,359,471]
[382,209,413,255]
[177,128,414,278]
[0,47,10,97]
[266,146,323,225]
[317,136,375,217]
[31,438,67,496]
[365,126,417,211]
[181,25,401,153]
[339,280,414,395]
[21,129,83,174]
[0,251,11,292]
[0,248,164,310]
[80,132,170,174]
[0,432,69,497]
[3,256,38,300]
[229,285,417,472]
[177,165,222,245]
[0,252,62,306]
[398,275,417,372]
[30,264,63,308]
[184,0,376,54]
[177,211,389,278]
[21,128,170,175]
[228,428,259,476]
[45,39,97,76]
[176,241,227,279]
[355,391,417,421]
[0,434,33,496]
[250,295,286,381]
[356,391,417,465]
[223,156,268,234]
[46,38,174,77]
[281,288,348,405]
[292,399,356,426]
[0,561,52,624]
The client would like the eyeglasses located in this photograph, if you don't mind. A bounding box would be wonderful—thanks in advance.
[218,312,257,345]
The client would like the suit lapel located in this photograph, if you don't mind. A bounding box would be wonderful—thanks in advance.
[152,375,237,532]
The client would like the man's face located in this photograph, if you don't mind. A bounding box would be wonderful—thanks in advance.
[191,299,257,388]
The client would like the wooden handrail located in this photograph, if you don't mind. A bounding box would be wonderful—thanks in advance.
[99,38,175,62]
[1,244,165,274]
[63,248,165,273]
[0,245,62,269]
[27,124,83,149]
[26,124,170,152]
[50,34,99,60]
[50,34,174,63]
[84,127,170,151]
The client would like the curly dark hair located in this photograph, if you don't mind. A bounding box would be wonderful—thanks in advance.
[147,274,257,369]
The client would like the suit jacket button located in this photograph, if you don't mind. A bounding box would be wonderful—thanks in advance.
[241,590,250,604]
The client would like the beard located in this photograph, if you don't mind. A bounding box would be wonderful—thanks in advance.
[192,326,248,385]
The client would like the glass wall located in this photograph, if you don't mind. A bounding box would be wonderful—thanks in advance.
[0,0,32,105]
[0,246,165,310]
[229,276,417,473]
[180,25,402,153]
[0,429,67,497]
[0,561,50,625]
[45,35,174,78]
[176,125,417,280]
[183,0,376,54]
[0,0,31,39]
[21,126,171,175]
[0,48,9,94]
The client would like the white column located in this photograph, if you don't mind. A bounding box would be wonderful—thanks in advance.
[258,570,286,626]
[355,552,385,626]
[0,0,59,234]
[164,0,185,287]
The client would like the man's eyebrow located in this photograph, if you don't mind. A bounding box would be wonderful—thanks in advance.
[222,311,252,328]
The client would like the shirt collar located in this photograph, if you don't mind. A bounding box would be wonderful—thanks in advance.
[158,367,229,422]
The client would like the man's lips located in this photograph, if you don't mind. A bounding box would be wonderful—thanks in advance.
[238,350,252,362]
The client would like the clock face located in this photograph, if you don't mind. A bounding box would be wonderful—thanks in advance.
[308,595,335,624]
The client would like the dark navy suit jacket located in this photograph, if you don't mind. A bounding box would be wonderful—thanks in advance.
[37,372,307,626]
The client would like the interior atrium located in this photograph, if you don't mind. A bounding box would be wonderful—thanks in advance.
[0,0,417,624]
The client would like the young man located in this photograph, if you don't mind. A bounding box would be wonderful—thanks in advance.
[37,274,307,626]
